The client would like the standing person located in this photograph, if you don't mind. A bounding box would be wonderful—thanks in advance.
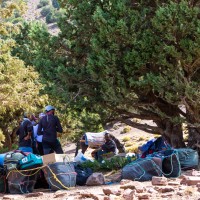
[33,113,46,155]
[16,112,33,153]
[37,105,64,155]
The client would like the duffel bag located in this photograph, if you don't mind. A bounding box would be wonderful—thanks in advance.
[19,153,43,170]
[122,157,162,181]
[43,162,76,191]
[7,169,39,194]
[161,149,181,178]
[175,148,199,170]
[4,150,27,171]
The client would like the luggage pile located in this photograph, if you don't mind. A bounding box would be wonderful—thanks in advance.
[0,151,77,194]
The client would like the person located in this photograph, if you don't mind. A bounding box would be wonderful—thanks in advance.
[33,113,46,155]
[37,105,64,155]
[16,112,34,153]
[92,132,117,162]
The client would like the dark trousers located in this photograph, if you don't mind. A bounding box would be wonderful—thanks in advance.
[42,139,63,155]
[37,141,44,155]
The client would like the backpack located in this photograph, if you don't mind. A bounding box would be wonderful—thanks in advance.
[3,150,26,171]
[19,153,43,170]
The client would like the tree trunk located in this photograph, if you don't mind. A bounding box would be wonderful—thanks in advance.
[156,120,185,148]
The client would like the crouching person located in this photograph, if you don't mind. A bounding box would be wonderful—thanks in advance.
[92,133,117,162]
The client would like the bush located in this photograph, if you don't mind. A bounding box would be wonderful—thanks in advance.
[122,136,131,142]
[45,10,63,24]
[123,126,131,133]
[41,6,52,17]
[51,0,60,9]
[37,0,49,8]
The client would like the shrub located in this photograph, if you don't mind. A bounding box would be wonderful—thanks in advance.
[41,6,52,17]
[46,11,58,23]
[138,136,146,141]
[123,126,131,133]
[37,0,49,8]
[51,0,60,9]
[122,136,131,142]
[126,144,139,153]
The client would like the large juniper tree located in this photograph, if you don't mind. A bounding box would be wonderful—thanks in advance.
[14,0,200,149]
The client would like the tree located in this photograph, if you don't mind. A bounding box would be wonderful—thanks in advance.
[13,0,200,148]
[0,0,47,149]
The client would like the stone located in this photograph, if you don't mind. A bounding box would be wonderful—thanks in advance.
[26,192,44,197]
[152,176,168,186]
[86,173,105,186]
[53,190,68,198]
[180,176,200,186]
[102,188,121,196]
[161,193,173,197]
[137,193,150,199]
[146,187,158,194]
[3,195,21,200]
[120,181,144,192]
[122,188,135,200]
[159,186,175,193]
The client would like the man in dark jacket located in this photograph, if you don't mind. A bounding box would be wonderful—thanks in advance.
[16,112,33,153]
[37,105,63,155]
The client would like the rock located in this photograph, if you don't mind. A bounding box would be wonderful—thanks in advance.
[159,186,175,193]
[152,176,168,186]
[180,176,200,186]
[102,188,121,196]
[26,192,44,197]
[86,173,105,186]
[168,180,180,186]
[137,193,150,199]
[120,181,145,192]
[53,190,68,198]
[146,187,158,194]
[79,192,102,200]
[122,188,135,200]
[161,193,173,197]
[3,195,21,200]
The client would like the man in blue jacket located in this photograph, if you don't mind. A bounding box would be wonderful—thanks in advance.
[37,105,63,155]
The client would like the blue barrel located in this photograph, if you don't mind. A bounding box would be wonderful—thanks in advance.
[0,153,6,166]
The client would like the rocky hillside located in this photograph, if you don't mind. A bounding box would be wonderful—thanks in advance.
[23,0,60,35]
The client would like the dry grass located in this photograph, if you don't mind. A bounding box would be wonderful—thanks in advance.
[126,144,139,153]
[122,136,131,142]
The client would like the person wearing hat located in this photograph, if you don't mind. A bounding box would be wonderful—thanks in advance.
[16,112,34,153]
[37,105,64,155]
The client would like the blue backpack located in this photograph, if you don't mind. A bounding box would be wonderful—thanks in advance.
[19,153,43,170]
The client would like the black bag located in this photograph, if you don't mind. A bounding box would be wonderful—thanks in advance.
[0,175,7,193]
[162,149,181,178]
[176,148,199,170]
[7,169,39,194]
[4,150,26,171]
[75,165,93,186]
[43,162,76,191]
[122,158,162,181]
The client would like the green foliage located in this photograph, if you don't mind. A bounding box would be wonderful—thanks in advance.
[41,6,52,17]
[46,10,58,23]
[80,156,136,172]
[13,0,200,147]
[51,0,60,9]
[37,0,49,8]
[0,1,48,148]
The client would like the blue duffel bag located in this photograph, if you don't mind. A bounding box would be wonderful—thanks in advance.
[19,153,43,170]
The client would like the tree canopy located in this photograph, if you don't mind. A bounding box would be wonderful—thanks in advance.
[0,0,47,148]
[12,0,200,148]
